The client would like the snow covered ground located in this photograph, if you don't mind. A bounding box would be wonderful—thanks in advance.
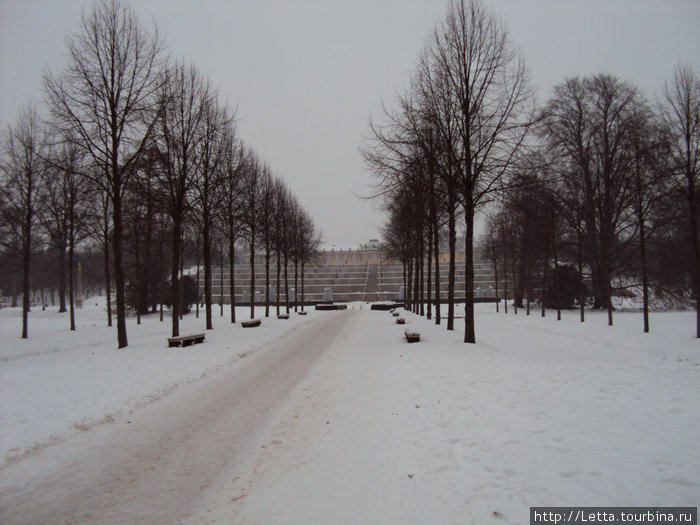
[1,299,698,524]
[0,298,331,467]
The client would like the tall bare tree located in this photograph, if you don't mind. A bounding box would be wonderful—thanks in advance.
[218,128,245,323]
[192,95,230,330]
[240,148,265,319]
[658,64,700,337]
[0,107,48,338]
[154,62,211,338]
[422,0,535,341]
[43,140,92,330]
[543,74,649,326]
[43,0,165,348]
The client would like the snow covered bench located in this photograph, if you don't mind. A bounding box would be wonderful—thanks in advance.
[396,317,406,325]
[298,311,308,315]
[278,314,290,319]
[391,311,400,317]
[241,319,262,328]
[405,330,420,343]
[167,333,205,348]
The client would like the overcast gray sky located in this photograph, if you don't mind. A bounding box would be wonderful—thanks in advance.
[1,0,698,249]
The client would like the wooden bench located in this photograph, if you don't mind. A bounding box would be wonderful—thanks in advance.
[278,314,290,319]
[241,319,262,328]
[396,317,406,325]
[405,330,420,343]
[167,333,205,348]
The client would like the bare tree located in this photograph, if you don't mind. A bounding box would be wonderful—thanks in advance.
[658,64,700,337]
[0,107,48,338]
[43,140,93,330]
[154,62,211,337]
[192,94,230,330]
[43,0,166,348]
[257,166,275,317]
[238,148,267,319]
[542,74,647,326]
[423,0,535,341]
[272,178,290,316]
[296,208,321,311]
[218,129,245,323]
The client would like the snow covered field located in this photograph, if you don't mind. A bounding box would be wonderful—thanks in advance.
[1,300,698,524]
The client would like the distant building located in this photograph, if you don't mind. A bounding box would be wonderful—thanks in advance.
[317,239,384,265]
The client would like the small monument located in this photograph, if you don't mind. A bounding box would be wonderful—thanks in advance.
[323,287,333,302]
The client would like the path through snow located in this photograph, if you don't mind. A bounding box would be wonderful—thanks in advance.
[0,310,352,524]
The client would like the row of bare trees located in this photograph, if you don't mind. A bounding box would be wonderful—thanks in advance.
[364,0,535,343]
[0,0,320,347]
[484,68,699,335]
[364,0,699,341]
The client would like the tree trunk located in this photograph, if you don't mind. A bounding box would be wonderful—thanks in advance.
[265,244,271,317]
[276,249,281,316]
[249,233,256,320]
[406,258,413,311]
[284,254,290,314]
[426,228,432,320]
[402,261,407,310]
[135,221,141,326]
[301,260,306,311]
[112,192,128,348]
[104,236,112,327]
[434,224,441,324]
[229,237,236,323]
[171,219,181,338]
[640,213,649,333]
[69,241,76,331]
[493,249,499,313]
[294,260,299,312]
[179,233,185,320]
[512,244,518,316]
[554,240,561,321]
[577,226,585,323]
[689,182,700,338]
[204,224,213,330]
[419,240,425,317]
[541,249,548,318]
[503,247,508,314]
[220,246,224,317]
[464,208,475,343]
[413,253,419,314]
[447,206,456,330]
[195,237,200,319]
[21,213,31,339]
[58,241,67,313]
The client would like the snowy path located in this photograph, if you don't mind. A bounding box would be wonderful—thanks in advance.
[194,308,699,524]
[1,304,697,524]
[0,310,353,524]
